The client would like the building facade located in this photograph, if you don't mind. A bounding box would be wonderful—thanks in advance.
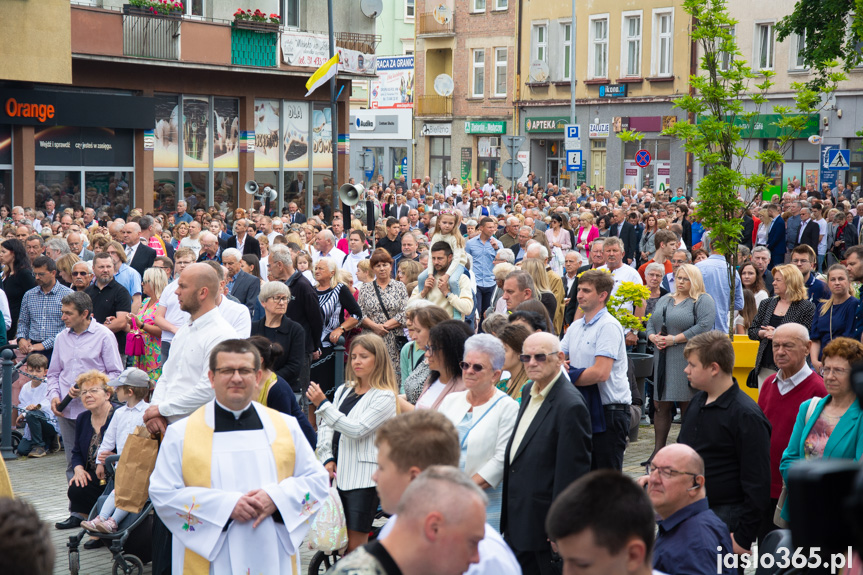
[1,0,377,218]
[516,0,691,193]
[413,0,517,192]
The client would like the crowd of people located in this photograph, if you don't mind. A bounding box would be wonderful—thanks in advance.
[1,172,863,575]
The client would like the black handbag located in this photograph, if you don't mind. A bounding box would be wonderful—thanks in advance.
[373,281,409,350]
[655,305,669,401]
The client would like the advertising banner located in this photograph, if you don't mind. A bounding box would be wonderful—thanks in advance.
[655,161,671,192]
[623,161,641,190]
[213,98,239,169]
[154,95,179,169]
[370,56,414,109]
[284,101,310,170]
[281,32,330,68]
[461,147,472,183]
[337,47,377,75]
[182,97,209,169]
[255,99,280,169]
[312,104,332,170]
[34,126,134,167]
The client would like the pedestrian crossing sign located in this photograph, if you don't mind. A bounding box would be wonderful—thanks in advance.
[827,149,850,170]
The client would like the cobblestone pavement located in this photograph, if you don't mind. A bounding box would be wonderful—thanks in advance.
[7,423,672,575]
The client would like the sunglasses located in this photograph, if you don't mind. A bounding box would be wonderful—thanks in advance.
[71,271,90,276]
[459,361,486,373]
[520,353,550,363]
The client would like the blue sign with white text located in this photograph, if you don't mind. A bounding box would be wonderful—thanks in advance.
[820,144,838,189]
[566,150,583,171]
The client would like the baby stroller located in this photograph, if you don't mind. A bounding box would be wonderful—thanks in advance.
[67,454,153,575]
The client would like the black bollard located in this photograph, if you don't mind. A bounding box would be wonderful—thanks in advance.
[1,349,15,460]
[333,336,346,388]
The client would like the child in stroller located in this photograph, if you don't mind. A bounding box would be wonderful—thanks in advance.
[80,368,149,534]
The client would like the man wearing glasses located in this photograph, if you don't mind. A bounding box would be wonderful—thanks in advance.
[501,332,591,575]
[677,331,771,557]
[636,444,735,575]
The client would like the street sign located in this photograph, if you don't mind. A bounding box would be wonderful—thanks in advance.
[820,144,839,188]
[634,149,652,168]
[501,135,526,156]
[565,124,581,150]
[502,159,525,180]
[566,150,583,172]
[827,149,851,170]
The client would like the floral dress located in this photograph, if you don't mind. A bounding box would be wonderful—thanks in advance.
[132,297,162,384]
[358,280,408,384]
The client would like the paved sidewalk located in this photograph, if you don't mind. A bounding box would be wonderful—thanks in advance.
[7,423,672,575]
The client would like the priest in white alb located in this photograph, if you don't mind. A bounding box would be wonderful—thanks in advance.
[149,339,329,574]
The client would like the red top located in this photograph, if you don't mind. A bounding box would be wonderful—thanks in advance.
[752,216,762,245]
[637,258,673,283]
[758,370,826,498]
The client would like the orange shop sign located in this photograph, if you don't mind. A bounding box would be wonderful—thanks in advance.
[5,98,55,123]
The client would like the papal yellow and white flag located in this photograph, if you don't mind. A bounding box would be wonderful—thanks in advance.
[305,54,339,97]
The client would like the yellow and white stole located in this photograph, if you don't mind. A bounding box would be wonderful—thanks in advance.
[180,403,296,575]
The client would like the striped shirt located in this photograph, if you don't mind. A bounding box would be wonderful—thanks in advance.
[16,281,73,349]
[317,284,363,348]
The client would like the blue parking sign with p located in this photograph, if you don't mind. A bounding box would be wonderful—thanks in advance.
[566,150,583,171]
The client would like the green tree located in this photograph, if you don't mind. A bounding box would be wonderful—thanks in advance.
[776,0,863,87]
[620,0,842,336]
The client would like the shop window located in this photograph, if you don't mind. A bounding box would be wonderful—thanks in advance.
[213,98,239,171]
[0,125,10,209]
[183,172,209,215]
[283,171,308,221]
[154,172,179,215]
[312,173,336,221]
[849,139,862,190]
[35,171,81,217]
[85,172,132,220]
[589,16,608,79]
[429,136,452,187]
[392,148,408,182]
[214,172,238,215]
[0,170,11,212]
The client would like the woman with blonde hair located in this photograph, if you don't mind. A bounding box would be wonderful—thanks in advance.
[307,334,398,554]
[171,221,189,249]
[126,267,168,383]
[56,253,81,287]
[645,263,716,462]
[748,264,815,389]
[397,259,423,289]
[809,264,858,371]
[520,257,557,323]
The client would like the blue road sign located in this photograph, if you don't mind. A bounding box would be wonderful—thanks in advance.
[566,150,583,171]
[635,149,652,168]
[827,149,851,170]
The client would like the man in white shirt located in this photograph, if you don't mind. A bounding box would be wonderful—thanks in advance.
[373,411,520,575]
[255,216,280,244]
[444,178,463,200]
[598,238,643,346]
[481,177,496,196]
[199,260,252,338]
[813,204,828,272]
[312,229,346,267]
[153,248,197,360]
[145,263,237,433]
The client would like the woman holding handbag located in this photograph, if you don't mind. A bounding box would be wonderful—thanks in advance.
[645,264,716,464]
[358,249,408,384]
[125,267,167,384]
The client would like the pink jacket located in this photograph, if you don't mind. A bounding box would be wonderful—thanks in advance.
[576,225,600,256]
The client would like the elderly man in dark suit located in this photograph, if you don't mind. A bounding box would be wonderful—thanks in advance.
[222,247,260,317]
[797,206,820,257]
[610,208,638,265]
[122,222,157,279]
[226,218,261,259]
[285,201,307,225]
[766,204,786,268]
[501,332,592,575]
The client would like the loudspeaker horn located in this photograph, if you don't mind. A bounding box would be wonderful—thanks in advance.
[339,183,365,206]
[261,186,278,202]
[244,180,259,195]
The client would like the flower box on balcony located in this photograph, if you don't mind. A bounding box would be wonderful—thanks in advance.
[232,20,280,33]
[123,4,183,20]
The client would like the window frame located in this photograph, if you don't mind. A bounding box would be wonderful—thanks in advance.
[472,48,486,98]
[282,0,300,28]
[472,0,486,13]
[718,25,735,72]
[651,8,674,77]
[533,23,548,63]
[791,31,809,70]
[494,0,508,11]
[561,20,573,81]
[588,14,610,79]
[620,10,643,78]
[755,21,776,71]
[404,0,414,21]
[494,47,508,97]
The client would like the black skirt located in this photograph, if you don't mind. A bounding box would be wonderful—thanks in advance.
[337,486,379,533]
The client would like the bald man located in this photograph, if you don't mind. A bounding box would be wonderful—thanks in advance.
[502,332,592,575]
[638,444,734,575]
[122,221,157,278]
[144,263,238,574]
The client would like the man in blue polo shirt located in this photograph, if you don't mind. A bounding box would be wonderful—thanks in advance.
[466,217,500,326]
[638,444,734,575]
[561,269,631,471]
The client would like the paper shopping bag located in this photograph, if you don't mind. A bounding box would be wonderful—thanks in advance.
[114,426,159,513]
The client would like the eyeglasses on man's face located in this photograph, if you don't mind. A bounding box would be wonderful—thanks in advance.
[520,353,549,364]
[214,367,256,377]
[645,464,699,480]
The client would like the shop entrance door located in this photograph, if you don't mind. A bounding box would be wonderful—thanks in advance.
[591,148,607,188]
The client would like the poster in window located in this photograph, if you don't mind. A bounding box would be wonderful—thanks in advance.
[284,101,309,170]
[183,97,209,169]
[255,99,280,169]
[154,95,179,168]
[623,161,641,190]
[213,98,239,169]
[34,126,133,167]
[312,104,332,170]
[655,161,671,192]
[0,125,10,165]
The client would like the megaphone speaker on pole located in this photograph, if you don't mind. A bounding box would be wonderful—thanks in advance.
[339,183,365,227]
[244,180,259,195]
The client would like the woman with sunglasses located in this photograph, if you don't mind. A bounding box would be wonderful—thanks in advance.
[403,320,473,412]
[439,334,518,532]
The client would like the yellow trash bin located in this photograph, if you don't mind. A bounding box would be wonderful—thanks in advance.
[732,334,759,403]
